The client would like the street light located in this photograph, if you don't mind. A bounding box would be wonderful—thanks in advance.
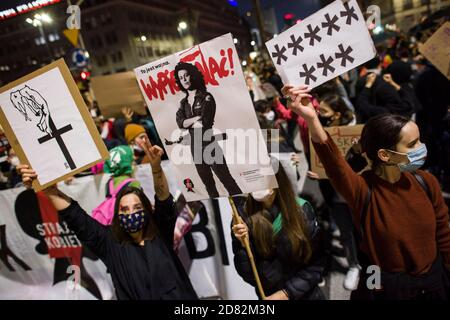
[140,35,147,42]
[26,12,53,59]
[178,21,188,30]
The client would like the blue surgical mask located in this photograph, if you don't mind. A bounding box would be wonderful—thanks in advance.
[118,210,148,233]
[389,144,427,172]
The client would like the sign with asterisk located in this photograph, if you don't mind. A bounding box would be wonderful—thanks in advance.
[265,0,376,89]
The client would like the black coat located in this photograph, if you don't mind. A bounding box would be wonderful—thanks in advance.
[58,195,198,300]
[355,76,414,123]
[232,200,326,300]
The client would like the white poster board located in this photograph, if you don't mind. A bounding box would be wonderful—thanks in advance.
[135,33,277,202]
[265,0,376,89]
[0,59,108,191]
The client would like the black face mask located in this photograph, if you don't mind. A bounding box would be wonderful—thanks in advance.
[319,115,333,127]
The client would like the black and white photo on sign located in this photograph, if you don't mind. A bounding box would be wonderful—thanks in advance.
[265,0,376,89]
[0,65,103,186]
[135,33,278,202]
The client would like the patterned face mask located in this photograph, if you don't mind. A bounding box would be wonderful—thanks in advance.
[118,210,148,233]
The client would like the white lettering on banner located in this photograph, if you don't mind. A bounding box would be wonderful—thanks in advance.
[265,0,376,89]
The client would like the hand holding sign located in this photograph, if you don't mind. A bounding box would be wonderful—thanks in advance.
[282,85,316,120]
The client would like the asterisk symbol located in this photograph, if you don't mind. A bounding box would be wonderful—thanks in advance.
[335,44,355,67]
[304,24,322,47]
[299,64,317,85]
[287,34,304,56]
[317,54,335,76]
[271,44,287,65]
[340,2,359,25]
[321,13,340,36]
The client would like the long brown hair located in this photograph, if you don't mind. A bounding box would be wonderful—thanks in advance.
[244,164,312,263]
[111,186,159,244]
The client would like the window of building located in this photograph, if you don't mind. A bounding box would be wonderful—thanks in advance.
[35,36,46,46]
[48,33,60,42]
[403,0,413,10]
[97,55,108,67]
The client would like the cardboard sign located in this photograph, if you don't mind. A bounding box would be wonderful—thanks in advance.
[90,71,147,118]
[310,124,364,179]
[0,59,109,191]
[419,22,450,80]
[265,0,376,89]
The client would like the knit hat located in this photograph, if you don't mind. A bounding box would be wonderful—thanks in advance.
[104,145,134,177]
[125,124,146,144]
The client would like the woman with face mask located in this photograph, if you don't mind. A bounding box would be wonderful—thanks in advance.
[232,163,326,300]
[283,84,450,300]
[309,93,361,291]
[18,136,198,300]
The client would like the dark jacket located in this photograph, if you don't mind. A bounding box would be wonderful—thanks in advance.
[176,90,216,131]
[232,200,326,300]
[355,76,414,123]
[58,195,198,300]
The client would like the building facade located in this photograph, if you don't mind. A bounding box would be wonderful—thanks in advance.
[0,0,251,85]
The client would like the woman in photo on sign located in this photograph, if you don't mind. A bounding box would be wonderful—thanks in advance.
[173,62,242,198]
[282,84,450,300]
[232,162,326,300]
[18,136,198,300]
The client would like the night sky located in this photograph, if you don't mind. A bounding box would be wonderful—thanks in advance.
[235,0,322,31]
[1,0,322,28]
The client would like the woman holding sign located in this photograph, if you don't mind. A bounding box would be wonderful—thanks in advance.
[232,163,326,300]
[18,136,198,300]
[283,84,450,300]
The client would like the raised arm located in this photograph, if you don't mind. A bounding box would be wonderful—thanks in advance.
[136,135,170,201]
[283,85,368,219]
[18,164,111,259]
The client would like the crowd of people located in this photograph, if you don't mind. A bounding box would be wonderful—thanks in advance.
[2,18,450,300]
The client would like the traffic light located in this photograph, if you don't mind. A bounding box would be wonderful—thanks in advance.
[284,13,295,27]
[80,71,90,80]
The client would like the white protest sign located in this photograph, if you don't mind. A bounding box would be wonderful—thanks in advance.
[135,33,278,202]
[0,59,108,191]
[266,0,376,89]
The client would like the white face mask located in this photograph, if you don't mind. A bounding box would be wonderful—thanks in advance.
[9,156,20,167]
[251,189,274,202]
[132,144,143,153]
[264,110,275,122]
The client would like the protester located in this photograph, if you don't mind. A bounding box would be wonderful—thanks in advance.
[302,92,360,291]
[125,123,150,165]
[232,162,326,300]
[92,145,141,225]
[284,83,450,300]
[355,57,414,123]
[18,136,198,300]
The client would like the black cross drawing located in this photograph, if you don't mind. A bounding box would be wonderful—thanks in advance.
[299,64,317,85]
[287,34,304,56]
[321,13,340,36]
[38,116,76,170]
[304,24,322,47]
[317,54,335,76]
[271,44,287,65]
[340,1,359,25]
[335,44,355,67]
